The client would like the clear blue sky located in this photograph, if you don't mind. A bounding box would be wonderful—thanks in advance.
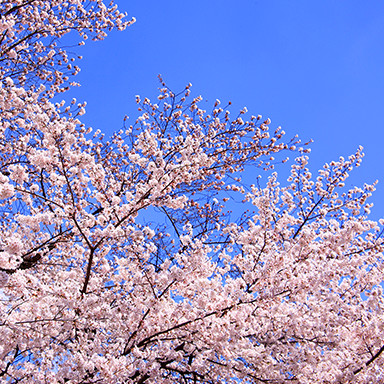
[65,0,384,220]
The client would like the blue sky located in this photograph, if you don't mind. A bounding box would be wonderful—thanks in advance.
[66,0,384,220]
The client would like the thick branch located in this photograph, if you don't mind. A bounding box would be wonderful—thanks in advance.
[354,345,384,375]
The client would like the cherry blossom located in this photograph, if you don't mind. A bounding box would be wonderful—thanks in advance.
[0,1,383,383]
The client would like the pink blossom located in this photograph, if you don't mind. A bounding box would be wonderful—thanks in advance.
[0,2,382,383]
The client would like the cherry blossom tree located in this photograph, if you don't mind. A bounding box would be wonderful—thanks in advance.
[1,1,384,383]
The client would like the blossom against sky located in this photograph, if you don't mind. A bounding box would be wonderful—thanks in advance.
[66,0,384,219]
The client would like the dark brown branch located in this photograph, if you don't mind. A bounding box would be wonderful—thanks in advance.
[2,0,37,17]
[354,344,384,375]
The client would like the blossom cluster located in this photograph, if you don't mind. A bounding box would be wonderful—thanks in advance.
[0,2,383,383]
